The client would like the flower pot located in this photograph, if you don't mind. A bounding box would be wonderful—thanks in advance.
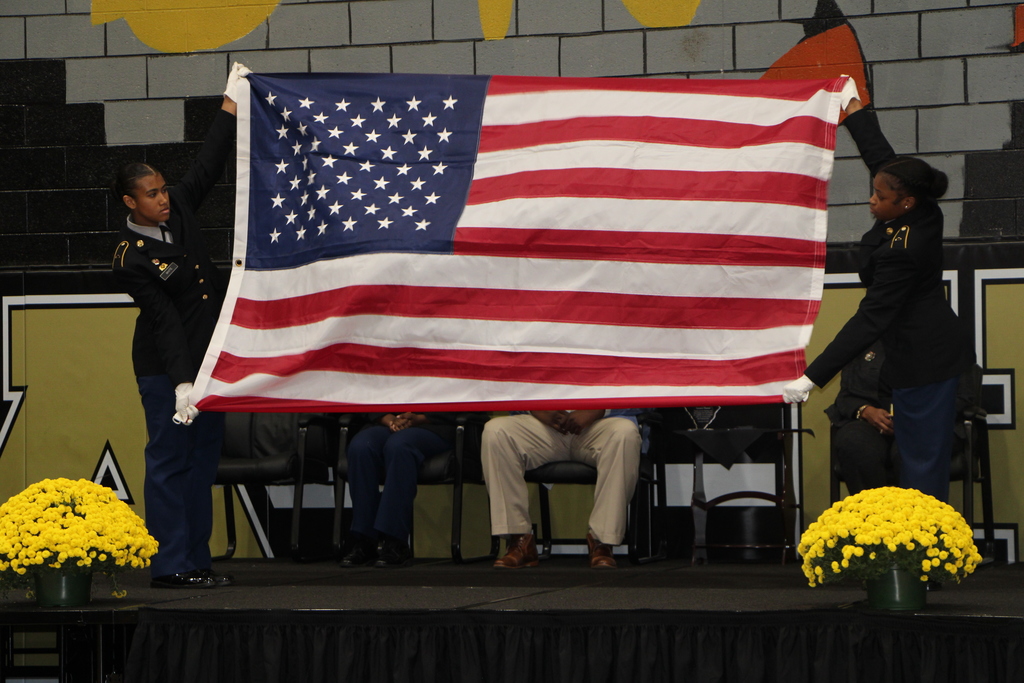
[865,566,926,610]
[34,571,92,608]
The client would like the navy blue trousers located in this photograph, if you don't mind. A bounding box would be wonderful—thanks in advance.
[347,425,453,542]
[893,375,959,502]
[138,375,224,577]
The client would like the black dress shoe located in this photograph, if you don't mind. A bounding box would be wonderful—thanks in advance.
[150,571,216,589]
[340,537,378,568]
[374,537,412,568]
[197,568,234,586]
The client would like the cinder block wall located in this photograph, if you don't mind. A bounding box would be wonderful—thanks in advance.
[1,0,1022,267]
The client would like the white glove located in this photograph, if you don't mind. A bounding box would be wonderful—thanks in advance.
[839,75,859,110]
[172,382,200,425]
[224,62,251,103]
[782,375,816,404]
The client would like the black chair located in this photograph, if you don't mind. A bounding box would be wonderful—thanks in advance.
[333,413,500,563]
[829,364,995,549]
[522,413,668,565]
[213,412,343,561]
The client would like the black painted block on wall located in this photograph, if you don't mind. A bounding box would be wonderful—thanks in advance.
[185,97,226,142]
[962,199,1018,237]
[67,144,141,191]
[27,189,108,233]
[0,147,67,191]
[0,106,26,146]
[0,192,27,234]
[26,103,105,147]
[0,60,65,105]
[965,150,1024,200]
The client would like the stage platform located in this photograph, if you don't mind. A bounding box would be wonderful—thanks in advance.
[3,557,1024,682]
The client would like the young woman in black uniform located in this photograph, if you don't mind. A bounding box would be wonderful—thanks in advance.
[784,96,974,503]
[112,65,248,588]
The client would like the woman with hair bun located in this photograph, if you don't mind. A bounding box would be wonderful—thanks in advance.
[783,96,974,504]
[112,64,249,589]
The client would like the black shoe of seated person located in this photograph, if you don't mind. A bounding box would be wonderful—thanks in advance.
[339,536,378,567]
[374,537,412,568]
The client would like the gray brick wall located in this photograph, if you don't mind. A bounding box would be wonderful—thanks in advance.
[922,7,1014,59]
[0,0,64,16]
[434,0,486,41]
[647,26,734,75]
[392,41,476,75]
[269,2,350,49]
[26,14,104,58]
[3,0,1024,249]
[560,31,644,77]
[849,14,919,63]
[66,57,147,103]
[105,99,184,145]
[518,0,602,36]
[311,46,392,73]
[0,17,24,60]
[919,103,1011,154]
[349,0,431,45]
[475,36,560,77]
[734,22,807,72]
[969,54,1024,103]
[872,58,966,108]
[148,54,228,99]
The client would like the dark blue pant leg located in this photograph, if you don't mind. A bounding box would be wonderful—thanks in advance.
[893,375,959,502]
[374,428,452,542]
[347,426,391,540]
[137,375,195,577]
[185,409,224,571]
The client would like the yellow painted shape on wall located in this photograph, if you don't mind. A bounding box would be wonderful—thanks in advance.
[92,0,279,53]
[478,0,513,40]
[620,0,700,27]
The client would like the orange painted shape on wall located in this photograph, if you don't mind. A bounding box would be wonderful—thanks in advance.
[620,0,701,28]
[1014,5,1024,48]
[761,24,870,111]
[92,0,279,53]
[478,0,514,40]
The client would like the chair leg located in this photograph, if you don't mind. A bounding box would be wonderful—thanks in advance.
[332,426,349,557]
[290,426,309,561]
[212,485,237,561]
[451,425,500,563]
[536,483,554,560]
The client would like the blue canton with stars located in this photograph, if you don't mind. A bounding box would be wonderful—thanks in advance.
[245,73,490,270]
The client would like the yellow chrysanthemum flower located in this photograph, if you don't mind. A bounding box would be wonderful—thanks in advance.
[798,487,980,587]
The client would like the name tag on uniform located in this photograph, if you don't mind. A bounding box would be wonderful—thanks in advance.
[159,262,178,280]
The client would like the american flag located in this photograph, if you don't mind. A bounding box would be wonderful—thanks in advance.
[193,73,853,412]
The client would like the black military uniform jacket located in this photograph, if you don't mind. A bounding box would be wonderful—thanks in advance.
[112,109,235,386]
[804,108,973,390]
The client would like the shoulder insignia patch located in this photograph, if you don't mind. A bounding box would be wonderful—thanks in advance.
[890,225,910,249]
[113,241,129,268]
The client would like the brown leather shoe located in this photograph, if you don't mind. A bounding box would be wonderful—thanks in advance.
[493,533,539,569]
[587,532,617,569]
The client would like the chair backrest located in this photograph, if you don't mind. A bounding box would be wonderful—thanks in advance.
[223,412,301,461]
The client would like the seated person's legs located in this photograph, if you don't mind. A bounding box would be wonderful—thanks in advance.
[834,419,898,495]
[373,427,452,567]
[341,425,390,566]
[482,413,569,568]
[570,417,641,568]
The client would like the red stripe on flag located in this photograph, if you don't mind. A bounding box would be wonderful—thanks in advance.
[229,284,816,331]
[486,75,849,100]
[453,228,823,268]
[211,345,804,387]
[479,116,834,153]
[466,168,826,210]
[196,393,786,413]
